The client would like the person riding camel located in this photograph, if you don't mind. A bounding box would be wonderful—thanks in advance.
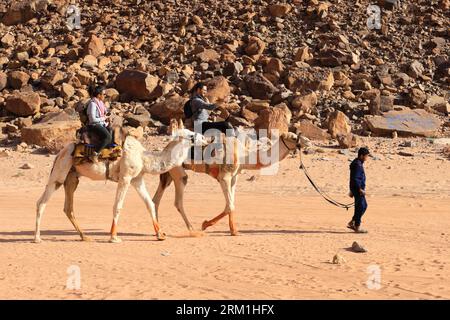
[87,86,112,160]
[189,82,235,137]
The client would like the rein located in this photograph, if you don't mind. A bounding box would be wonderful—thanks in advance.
[299,157,354,210]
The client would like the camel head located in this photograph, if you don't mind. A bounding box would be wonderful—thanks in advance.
[171,128,208,147]
[279,132,311,151]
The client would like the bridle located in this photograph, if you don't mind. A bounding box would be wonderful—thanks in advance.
[280,135,298,152]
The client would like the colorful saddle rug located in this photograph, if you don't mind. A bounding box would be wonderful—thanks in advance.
[72,143,122,165]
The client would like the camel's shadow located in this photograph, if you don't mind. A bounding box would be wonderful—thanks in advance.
[0,229,152,243]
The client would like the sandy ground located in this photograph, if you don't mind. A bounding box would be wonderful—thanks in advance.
[0,135,449,299]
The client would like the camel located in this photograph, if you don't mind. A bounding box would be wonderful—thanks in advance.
[152,131,304,236]
[34,128,207,243]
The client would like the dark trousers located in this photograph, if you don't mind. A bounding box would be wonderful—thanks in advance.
[89,124,112,152]
[201,121,235,136]
[352,190,368,226]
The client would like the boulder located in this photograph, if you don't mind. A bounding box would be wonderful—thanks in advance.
[125,106,151,128]
[268,4,291,17]
[21,120,81,152]
[8,71,30,89]
[205,76,230,104]
[84,34,105,57]
[245,36,266,57]
[365,108,441,137]
[60,83,75,99]
[327,110,351,138]
[337,133,358,149]
[286,67,334,93]
[291,92,318,113]
[1,1,37,26]
[254,103,292,137]
[196,49,220,62]
[5,92,41,116]
[115,70,159,100]
[0,72,7,91]
[149,94,186,125]
[293,120,331,141]
[244,73,279,100]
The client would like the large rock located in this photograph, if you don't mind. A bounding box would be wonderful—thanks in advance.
[286,67,334,93]
[21,120,81,152]
[291,92,318,113]
[245,36,266,56]
[293,120,330,141]
[115,70,159,100]
[0,72,7,91]
[8,71,30,89]
[1,1,38,26]
[327,110,351,138]
[84,34,105,57]
[124,106,151,128]
[365,108,441,137]
[244,73,279,100]
[5,92,41,116]
[149,94,186,125]
[254,103,292,137]
[205,76,230,104]
[268,4,292,17]
[337,133,358,149]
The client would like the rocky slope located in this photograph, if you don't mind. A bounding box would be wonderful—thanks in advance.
[0,0,449,152]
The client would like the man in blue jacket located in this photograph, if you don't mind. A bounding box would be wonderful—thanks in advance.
[348,147,370,233]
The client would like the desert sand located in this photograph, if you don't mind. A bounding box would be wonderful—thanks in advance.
[0,135,449,299]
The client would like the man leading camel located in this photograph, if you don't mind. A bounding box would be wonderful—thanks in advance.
[347,147,370,233]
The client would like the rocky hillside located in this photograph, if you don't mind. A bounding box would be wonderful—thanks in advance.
[0,0,449,152]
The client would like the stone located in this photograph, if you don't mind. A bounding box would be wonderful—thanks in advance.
[205,76,230,104]
[20,163,34,169]
[294,46,313,62]
[21,120,81,153]
[291,92,318,113]
[125,106,151,128]
[337,133,357,149]
[0,72,7,91]
[408,88,427,107]
[365,108,441,137]
[1,33,15,47]
[254,103,292,137]
[332,254,346,264]
[244,73,279,100]
[149,94,186,125]
[2,1,37,26]
[327,110,351,138]
[408,60,425,79]
[115,70,159,100]
[196,49,220,62]
[351,241,367,253]
[268,4,292,17]
[286,67,334,93]
[5,92,41,116]
[8,71,30,89]
[103,88,120,102]
[84,34,105,57]
[60,83,75,99]
[293,120,331,141]
[245,36,266,57]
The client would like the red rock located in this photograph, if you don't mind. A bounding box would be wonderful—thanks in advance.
[294,120,330,141]
[6,92,41,116]
[84,34,105,57]
[149,94,186,125]
[254,103,292,137]
[115,70,159,100]
[7,71,30,89]
[205,76,230,104]
[327,110,351,138]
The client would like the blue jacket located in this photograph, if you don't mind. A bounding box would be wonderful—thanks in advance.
[350,158,366,192]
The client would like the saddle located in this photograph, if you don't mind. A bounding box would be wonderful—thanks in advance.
[72,143,122,166]
[72,125,122,165]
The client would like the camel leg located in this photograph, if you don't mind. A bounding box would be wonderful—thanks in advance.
[109,176,132,243]
[173,174,194,231]
[63,170,90,241]
[132,176,166,241]
[153,172,173,221]
[202,174,237,235]
[228,174,239,236]
[35,146,74,243]
[35,182,62,243]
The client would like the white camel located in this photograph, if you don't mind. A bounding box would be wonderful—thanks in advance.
[152,131,304,236]
[34,128,207,243]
